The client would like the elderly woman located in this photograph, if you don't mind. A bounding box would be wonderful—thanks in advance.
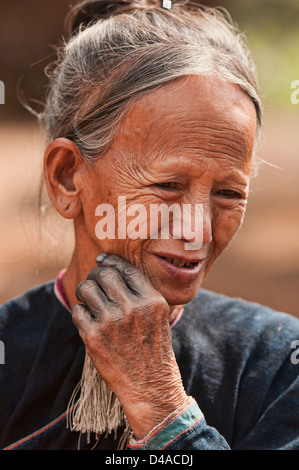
[0,0,298,451]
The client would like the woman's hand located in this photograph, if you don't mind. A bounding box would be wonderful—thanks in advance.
[71,254,188,439]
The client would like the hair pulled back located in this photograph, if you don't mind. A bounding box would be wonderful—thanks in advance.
[43,0,262,161]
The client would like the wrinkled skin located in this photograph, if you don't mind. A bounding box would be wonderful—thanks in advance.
[44,75,257,438]
[72,254,186,437]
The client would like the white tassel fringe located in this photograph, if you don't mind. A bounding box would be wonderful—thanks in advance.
[67,354,130,449]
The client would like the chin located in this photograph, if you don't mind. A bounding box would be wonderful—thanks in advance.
[157,283,201,307]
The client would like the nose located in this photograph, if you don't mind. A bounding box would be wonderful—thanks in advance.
[171,202,212,250]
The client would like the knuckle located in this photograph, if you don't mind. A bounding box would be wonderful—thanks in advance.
[97,266,119,281]
[123,265,138,277]
[152,294,169,311]
[75,282,84,301]
[126,295,168,318]
[71,305,90,341]
[102,254,133,272]
[87,267,101,280]
[87,266,119,282]
[85,330,100,348]
[121,299,136,316]
[102,254,121,265]
[75,279,95,300]
[71,304,83,322]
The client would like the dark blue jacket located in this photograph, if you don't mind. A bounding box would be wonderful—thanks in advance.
[0,281,298,450]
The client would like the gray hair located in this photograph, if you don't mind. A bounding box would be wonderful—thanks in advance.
[42,0,262,162]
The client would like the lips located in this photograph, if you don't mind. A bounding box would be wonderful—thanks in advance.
[152,252,206,282]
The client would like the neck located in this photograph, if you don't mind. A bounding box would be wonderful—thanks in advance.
[62,251,89,309]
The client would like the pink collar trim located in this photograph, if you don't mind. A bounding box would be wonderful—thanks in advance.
[54,269,183,328]
[169,307,184,328]
[54,269,71,312]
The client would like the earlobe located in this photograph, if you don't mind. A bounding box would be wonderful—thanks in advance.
[44,138,83,219]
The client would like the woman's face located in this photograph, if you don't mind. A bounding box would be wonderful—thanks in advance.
[76,75,257,306]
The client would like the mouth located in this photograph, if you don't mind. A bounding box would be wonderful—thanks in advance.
[160,256,198,269]
[151,252,206,282]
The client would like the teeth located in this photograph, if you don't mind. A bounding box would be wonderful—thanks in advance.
[164,257,195,268]
[174,259,184,267]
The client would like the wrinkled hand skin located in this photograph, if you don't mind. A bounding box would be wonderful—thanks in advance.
[72,254,189,439]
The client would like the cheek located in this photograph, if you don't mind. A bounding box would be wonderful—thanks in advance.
[212,207,245,254]
[82,190,151,266]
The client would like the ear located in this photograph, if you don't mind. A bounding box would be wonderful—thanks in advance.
[44,138,84,219]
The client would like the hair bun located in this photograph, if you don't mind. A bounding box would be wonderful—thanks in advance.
[67,0,152,36]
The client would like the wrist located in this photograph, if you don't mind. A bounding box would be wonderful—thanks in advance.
[128,396,199,449]
[123,391,190,440]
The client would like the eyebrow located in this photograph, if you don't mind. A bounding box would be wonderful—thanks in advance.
[134,151,250,188]
[145,150,249,171]
[220,169,249,185]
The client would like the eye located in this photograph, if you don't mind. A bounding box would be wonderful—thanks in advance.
[156,182,178,190]
[216,189,243,199]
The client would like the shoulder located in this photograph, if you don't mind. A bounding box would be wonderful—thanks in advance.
[0,279,72,391]
[173,288,299,371]
[0,280,79,440]
[0,280,56,310]
[183,288,299,339]
[0,281,62,351]
[0,280,57,323]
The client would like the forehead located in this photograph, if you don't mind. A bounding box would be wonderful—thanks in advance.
[113,75,257,168]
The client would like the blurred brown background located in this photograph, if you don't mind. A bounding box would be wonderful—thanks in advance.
[0,0,298,317]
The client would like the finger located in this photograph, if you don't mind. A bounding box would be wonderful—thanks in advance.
[87,266,135,303]
[71,303,93,335]
[75,279,110,318]
[96,253,154,295]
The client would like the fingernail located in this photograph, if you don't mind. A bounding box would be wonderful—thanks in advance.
[96,253,109,264]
